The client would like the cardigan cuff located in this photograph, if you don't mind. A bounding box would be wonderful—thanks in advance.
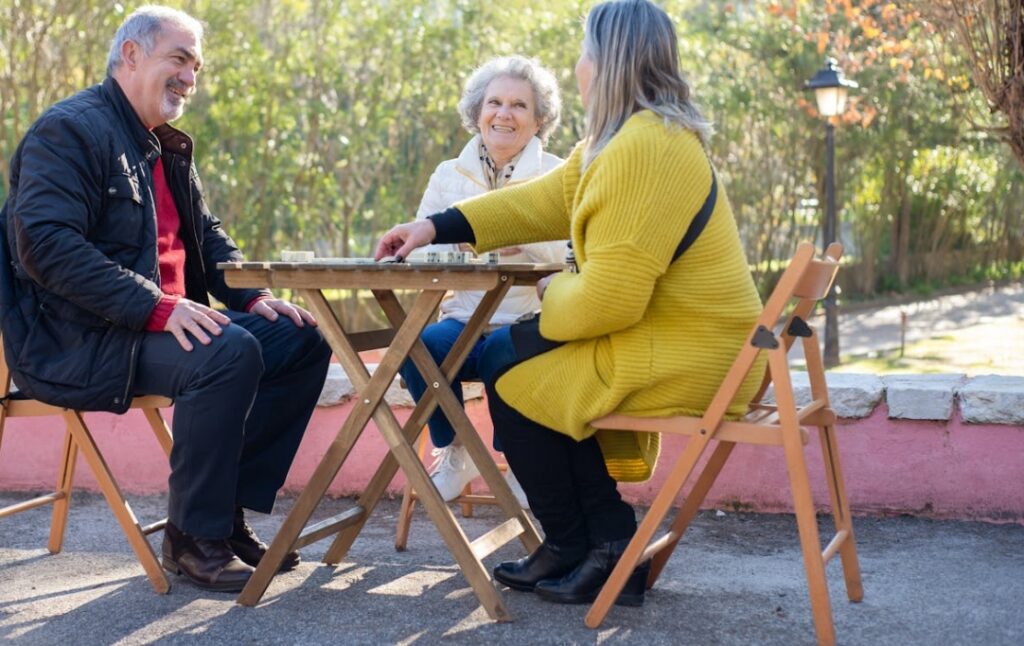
[427,207,475,245]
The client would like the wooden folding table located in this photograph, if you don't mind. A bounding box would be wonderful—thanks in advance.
[219,260,560,620]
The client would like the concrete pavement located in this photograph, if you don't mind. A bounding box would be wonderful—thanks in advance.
[831,282,1024,358]
[1,492,1022,645]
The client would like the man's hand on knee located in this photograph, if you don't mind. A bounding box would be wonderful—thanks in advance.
[249,298,318,328]
[165,299,232,351]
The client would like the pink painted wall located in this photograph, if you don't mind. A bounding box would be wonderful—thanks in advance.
[2,397,1022,523]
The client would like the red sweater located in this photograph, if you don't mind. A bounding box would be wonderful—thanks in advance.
[144,158,266,331]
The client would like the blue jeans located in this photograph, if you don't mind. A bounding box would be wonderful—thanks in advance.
[398,319,517,450]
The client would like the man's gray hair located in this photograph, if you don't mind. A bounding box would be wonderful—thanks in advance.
[106,5,204,76]
[457,55,562,144]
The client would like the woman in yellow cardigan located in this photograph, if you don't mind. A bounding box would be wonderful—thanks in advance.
[377,0,763,607]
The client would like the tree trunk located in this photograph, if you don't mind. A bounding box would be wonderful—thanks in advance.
[896,179,912,288]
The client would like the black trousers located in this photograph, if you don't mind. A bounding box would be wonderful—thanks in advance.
[480,325,636,557]
[133,310,331,538]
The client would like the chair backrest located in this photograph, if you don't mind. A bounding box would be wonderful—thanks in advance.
[759,242,842,330]
[664,242,842,422]
[750,241,843,402]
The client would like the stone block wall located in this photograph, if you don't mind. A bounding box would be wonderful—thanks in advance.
[1,370,1022,523]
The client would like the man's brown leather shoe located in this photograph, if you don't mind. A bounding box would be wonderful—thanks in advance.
[161,522,254,592]
[228,507,300,572]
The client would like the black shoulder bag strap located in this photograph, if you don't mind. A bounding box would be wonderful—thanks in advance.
[671,168,717,264]
[510,168,718,362]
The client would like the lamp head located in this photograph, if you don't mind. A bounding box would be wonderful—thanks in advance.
[804,57,858,118]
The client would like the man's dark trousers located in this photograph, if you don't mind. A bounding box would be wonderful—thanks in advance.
[133,310,331,539]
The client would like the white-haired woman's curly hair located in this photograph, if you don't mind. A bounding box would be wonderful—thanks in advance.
[457,55,562,144]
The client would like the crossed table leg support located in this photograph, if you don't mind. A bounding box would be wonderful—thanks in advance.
[236,283,541,620]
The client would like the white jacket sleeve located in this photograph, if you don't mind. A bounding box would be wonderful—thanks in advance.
[415,162,457,254]
[522,239,568,264]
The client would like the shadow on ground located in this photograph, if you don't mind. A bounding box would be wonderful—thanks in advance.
[1,492,1022,645]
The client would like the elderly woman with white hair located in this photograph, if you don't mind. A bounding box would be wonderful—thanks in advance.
[398,55,565,505]
[379,0,765,608]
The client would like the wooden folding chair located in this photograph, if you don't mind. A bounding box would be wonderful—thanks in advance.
[0,336,175,593]
[584,242,862,645]
[394,431,510,551]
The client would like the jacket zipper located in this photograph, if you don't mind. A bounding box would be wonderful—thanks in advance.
[124,148,157,409]
[121,335,140,409]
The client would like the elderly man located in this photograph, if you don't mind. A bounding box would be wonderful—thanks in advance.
[0,6,331,592]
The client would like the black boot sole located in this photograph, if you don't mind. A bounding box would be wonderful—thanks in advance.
[493,569,540,593]
[535,561,650,607]
[161,556,251,593]
[534,586,644,606]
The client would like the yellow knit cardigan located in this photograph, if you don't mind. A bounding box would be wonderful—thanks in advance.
[456,111,765,482]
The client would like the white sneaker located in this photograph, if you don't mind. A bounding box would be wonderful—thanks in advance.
[429,445,480,502]
[504,469,530,509]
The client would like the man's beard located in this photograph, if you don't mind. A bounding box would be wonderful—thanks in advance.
[161,82,189,122]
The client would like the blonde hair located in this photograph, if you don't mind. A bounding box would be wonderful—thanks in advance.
[582,0,711,166]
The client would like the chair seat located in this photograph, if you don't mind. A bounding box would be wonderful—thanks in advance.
[4,394,173,417]
[590,400,835,446]
[0,343,175,594]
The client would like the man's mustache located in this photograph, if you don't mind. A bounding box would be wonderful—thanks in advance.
[167,80,191,96]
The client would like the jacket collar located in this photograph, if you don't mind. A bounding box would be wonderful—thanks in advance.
[101,76,194,165]
[454,134,545,186]
[101,77,161,163]
[154,123,194,163]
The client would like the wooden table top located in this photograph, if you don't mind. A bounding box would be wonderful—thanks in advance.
[218,260,565,290]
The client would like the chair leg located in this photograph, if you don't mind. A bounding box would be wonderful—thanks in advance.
[47,428,78,554]
[460,482,474,518]
[771,347,836,646]
[62,411,170,594]
[395,482,417,551]
[803,329,863,604]
[395,431,430,551]
[819,423,864,602]
[647,440,735,588]
[782,426,836,645]
[142,407,173,458]
[585,433,712,629]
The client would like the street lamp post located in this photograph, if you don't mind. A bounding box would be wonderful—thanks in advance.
[805,58,857,368]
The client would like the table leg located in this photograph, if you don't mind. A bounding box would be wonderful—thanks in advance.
[325,283,541,562]
[237,288,442,606]
[320,286,533,621]
[380,286,541,551]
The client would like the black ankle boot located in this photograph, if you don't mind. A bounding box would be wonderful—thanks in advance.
[493,542,586,592]
[228,507,300,572]
[534,538,650,606]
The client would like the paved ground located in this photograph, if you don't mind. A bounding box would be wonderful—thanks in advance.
[1,492,1022,645]
[797,282,1024,373]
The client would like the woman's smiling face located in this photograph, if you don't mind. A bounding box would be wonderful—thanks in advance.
[477,75,540,165]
